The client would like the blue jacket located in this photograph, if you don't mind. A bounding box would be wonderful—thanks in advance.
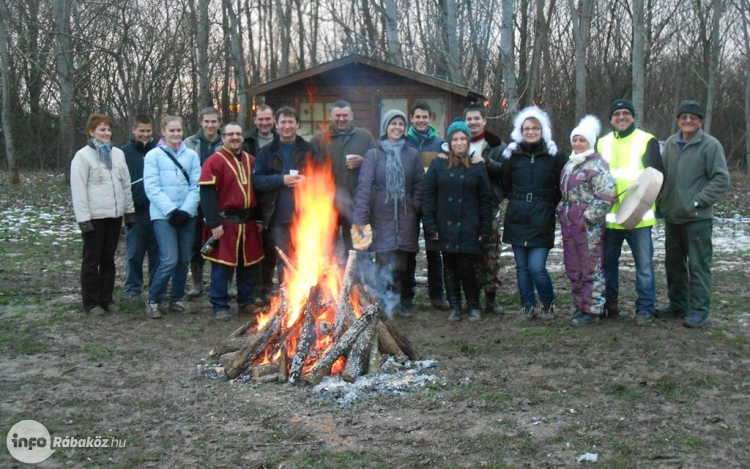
[144,141,201,220]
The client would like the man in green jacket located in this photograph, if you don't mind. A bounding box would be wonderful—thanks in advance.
[656,100,729,328]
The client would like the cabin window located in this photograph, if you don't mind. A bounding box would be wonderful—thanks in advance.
[299,100,335,140]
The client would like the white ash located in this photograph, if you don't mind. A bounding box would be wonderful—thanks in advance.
[310,358,438,407]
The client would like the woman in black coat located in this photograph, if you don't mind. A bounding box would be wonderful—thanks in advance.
[423,119,493,322]
[500,106,567,319]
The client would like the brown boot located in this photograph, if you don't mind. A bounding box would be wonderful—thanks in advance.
[187,265,203,298]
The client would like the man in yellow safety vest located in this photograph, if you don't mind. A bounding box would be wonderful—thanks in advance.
[596,99,664,326]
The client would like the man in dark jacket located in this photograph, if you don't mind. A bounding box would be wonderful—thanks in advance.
[242,104,277,155]
[405,100,449,311]
[122,115,159,299]
[465,104,508,315]
[310,100,375,267]
[252,106,321,282]
[184,107,224,297]
[656,100,729,328]
[242,105,278,304]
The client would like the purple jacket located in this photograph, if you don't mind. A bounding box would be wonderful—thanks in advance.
[353,140,423,253]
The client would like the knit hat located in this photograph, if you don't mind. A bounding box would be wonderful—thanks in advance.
[502,105,558,158]
[609,99,635,119]
[381,109,407,136]
[570,115,601,149]
[676,100,704,119]
[446,118,470,140]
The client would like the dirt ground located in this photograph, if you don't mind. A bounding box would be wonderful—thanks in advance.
[1,173,749,468]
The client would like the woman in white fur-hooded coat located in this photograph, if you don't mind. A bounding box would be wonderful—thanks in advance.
[499,106,567,317]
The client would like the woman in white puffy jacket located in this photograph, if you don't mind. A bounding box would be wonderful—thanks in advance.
[142,116,201,318]
[70,114,135,315]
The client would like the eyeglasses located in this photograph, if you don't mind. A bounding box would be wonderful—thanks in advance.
[612,110,632,118]
[522,127,541,133]
[678,114,701,122]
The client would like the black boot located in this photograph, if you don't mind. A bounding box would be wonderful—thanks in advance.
[443,269,462,321]
[484,290,503,316]
[604,294,619,318]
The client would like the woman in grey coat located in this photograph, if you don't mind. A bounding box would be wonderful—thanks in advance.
[353,110,424,317]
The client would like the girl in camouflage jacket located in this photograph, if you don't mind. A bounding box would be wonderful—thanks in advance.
[558,116,616,326]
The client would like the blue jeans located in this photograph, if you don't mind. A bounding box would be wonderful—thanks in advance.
[512,246,555,307]
[209,262,257,312]
[603,226,656,314]
[124,209,159,296]
[149,218,196,302]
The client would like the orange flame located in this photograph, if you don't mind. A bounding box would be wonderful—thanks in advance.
[282,159,339,330]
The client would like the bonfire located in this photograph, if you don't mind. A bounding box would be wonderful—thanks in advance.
[209,161,420,384]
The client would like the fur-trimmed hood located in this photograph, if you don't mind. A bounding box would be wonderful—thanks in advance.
[502,106,558,158]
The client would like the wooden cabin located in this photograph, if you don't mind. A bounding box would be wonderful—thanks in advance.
[249,54,486,140]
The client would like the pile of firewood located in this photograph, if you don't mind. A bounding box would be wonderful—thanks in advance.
[208,251,421,384]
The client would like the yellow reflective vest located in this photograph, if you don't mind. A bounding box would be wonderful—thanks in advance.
[596,129,657,230]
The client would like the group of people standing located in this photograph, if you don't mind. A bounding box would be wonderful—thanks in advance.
[70,96,729,329]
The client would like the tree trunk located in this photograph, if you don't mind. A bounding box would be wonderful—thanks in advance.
[382,0,402,66]
[704,0,724,134]
[223,0,248,128]
[53,0,75,175]
[276,0,291,76]
[742,0,750,174]
[0,0,19,183]
[632,0,645,127]
[569,0,595,121]
[499,0,518,115]
[198,0,210,109]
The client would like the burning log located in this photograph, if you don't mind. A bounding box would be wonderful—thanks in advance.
[380,311,422,361]
[303,303,380,385]
[278,348,289,382]
[210,335,255,357]
[226,313,283,379]
[333,250,360,340]
[342,317,378,382]
[377,322,408,364]
[368,325,381,374]
[275,246,298,277]
[252,363,279,379]
[288,308,317,384]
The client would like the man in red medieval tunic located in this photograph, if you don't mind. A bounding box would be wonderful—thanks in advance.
[199,122,264,321]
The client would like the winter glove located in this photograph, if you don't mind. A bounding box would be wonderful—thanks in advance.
[168,209,191,227]
[351,224,372,250]
[124,212,135,229]
[79,221,95,233]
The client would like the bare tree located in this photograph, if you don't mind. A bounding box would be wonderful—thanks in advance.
[198,0,210,109]
[0,0,19,183]
[380,0,403,66]
[569,0,596,120]
[223,0,249,127]
[632,0,646,126]
[53,0,75,172]
[499,0,518,115]
[704,0,725,133]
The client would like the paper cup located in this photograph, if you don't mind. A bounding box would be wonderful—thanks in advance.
[289,169,299,176]
[345,154,357,161]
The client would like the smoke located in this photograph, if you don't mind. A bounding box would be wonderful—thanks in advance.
[356,253,400,320]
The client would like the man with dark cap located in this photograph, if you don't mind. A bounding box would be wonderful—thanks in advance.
[655,100,729,328]
[596,98,664,326]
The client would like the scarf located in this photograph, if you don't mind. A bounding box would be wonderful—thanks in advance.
[89,138,112,170]
[569,148,595,166]
[471,131,486,143]
[380,138,406,229]
[406,125,435,143]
